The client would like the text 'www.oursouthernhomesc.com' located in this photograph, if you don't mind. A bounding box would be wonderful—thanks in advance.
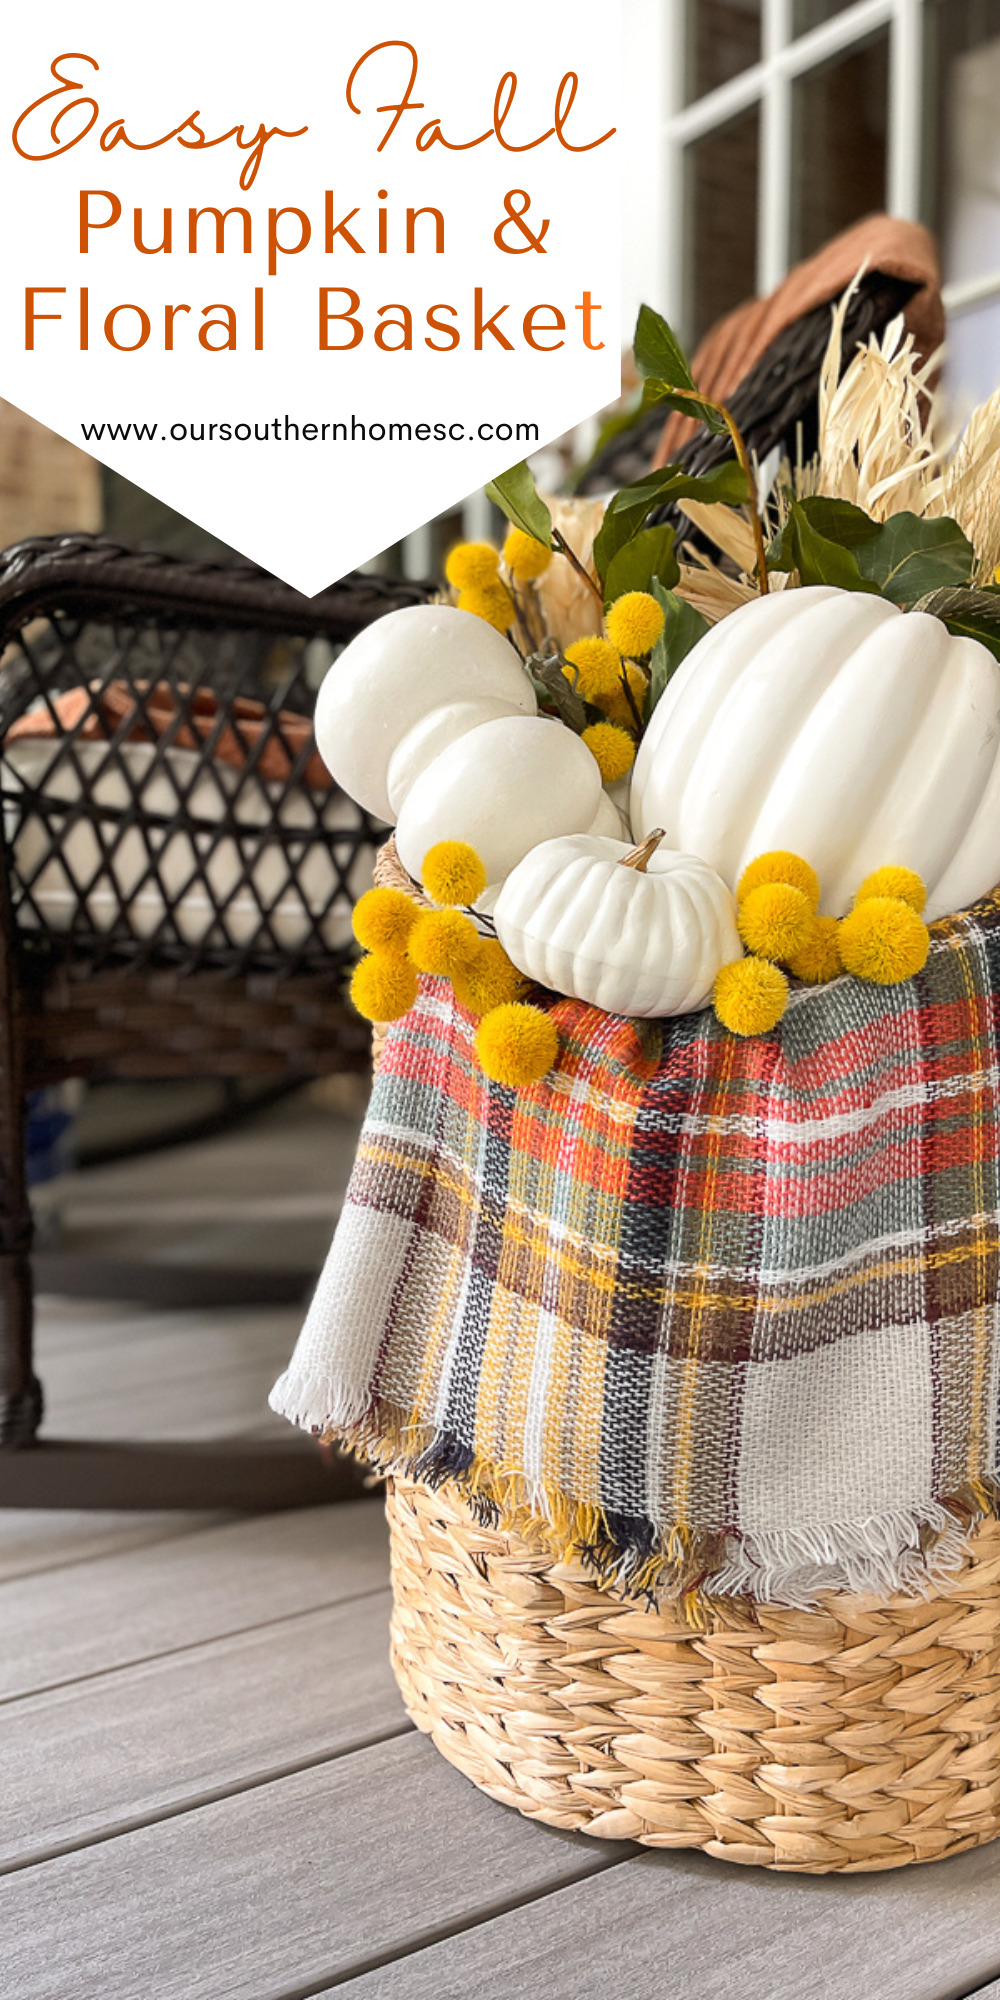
[79,416,542,445]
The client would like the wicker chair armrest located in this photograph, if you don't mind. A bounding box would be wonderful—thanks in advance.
[0,534,432,651]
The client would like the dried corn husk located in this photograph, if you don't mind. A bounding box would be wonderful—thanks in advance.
[532,495,606,648]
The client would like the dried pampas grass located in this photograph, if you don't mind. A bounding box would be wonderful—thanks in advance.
[813,270,1000,580]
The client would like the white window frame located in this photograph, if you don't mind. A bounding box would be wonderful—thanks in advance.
[394,0,1000,578]
[654,0,1000,340]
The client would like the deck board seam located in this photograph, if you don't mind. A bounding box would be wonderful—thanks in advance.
[248,1854,633,2000]
[0,1507,273,1593]
[0,1515,232,1588]
[0,1719,416,1879]
[0,1582,392,1709]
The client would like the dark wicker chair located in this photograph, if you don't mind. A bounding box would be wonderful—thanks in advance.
[0,534,431,1451]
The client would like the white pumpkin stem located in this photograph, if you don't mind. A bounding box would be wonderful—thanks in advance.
[620,829,666,874]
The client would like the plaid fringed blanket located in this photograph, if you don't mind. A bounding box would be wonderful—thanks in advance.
[271,893,1000,1608]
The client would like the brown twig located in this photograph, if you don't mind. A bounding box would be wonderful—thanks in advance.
[551,528,604,605]
[663,389,769,596]
[619,665,645,737]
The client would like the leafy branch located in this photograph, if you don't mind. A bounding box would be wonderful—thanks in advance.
[632,305,769,596]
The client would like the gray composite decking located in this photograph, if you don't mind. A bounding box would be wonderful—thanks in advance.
[2,1093,1000,1999]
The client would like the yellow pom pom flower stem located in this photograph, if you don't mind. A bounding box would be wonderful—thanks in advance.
[350,952,419,1024]
[785,914,843,985]
[351,885,419,955]
[601,662,648,731]
[562,637,624,703]
[738,882,813,962]
[476,1003,559,1086]
[737,850,820,912]
[421,841,488,908]
[457,580,516,634]
[452,939,529,1016]
[853,865,927,914]
[714,958,788,1037]
[581,722,636,783]
[445,542,499,591]
[407,908,482,979]
[605,591,666,659]
[838,898,930,985]
[502,528,552,583]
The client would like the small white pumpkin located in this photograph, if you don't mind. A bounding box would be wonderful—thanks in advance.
[394,715,603,887]
[315,604,535,822]
[631,585,1000,919]
[494,830,741,1017]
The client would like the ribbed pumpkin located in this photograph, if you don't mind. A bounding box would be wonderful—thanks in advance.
[494,831,741,1017]
[631,586,1000,920]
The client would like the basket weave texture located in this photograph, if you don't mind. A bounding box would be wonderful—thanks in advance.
[372,842,1000,1870]
[387,1476,1000,1873]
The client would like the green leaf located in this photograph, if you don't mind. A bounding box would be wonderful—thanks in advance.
[914,586,1000,663]
[640,374,728,437]
[645,583,710,720]
[797,496,882,549]
[592,458,750,584]
[767,496,880,572]
[604,524,680,603]
[633,304,698,391]
[766,501,879,594]
[484,462,552,547]
[853,512,976,606]
[632,303,728,435]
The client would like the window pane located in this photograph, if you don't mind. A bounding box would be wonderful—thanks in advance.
[686,109,760,345]
[790,35,888,262]
[924,0,1000,289]
[685,0,761,104]
[948,297,1000,408]
[792,0,858,33]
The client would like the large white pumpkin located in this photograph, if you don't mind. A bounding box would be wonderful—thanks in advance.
[394,715,603,887]
[631,585,1000,919]
[494,831,741,1017]
[315,604,535,822]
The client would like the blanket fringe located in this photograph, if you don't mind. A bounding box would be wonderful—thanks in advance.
[268,1368,996,1621]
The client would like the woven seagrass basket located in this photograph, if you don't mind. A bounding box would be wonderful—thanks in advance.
[373,842,1000,1873]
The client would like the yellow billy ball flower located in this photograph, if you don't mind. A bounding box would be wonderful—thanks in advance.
[445,541,499,591]
[714,957,788,1037]
[785,914,843,985]
[605,591,665,658]
[738,882,813,963]
[563,636,623,702]
[853,865,927,914]
[421,840,488,908]
[350,952,419,1023]
[502,528,552,582]
[838,898,930,985]
[407,908,482,978]
[737,850,820,912]
[457,580,516,634]
[452,939,529,1015]
[476,1002,559,1086]
[582,722,635,783]
[351,886,418,955]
